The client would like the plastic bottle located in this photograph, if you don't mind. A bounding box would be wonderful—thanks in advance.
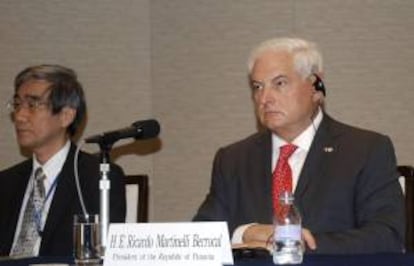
[273,192,303,264]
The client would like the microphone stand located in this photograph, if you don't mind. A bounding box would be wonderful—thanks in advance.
[97,140,113,255]
[84,119,160,255]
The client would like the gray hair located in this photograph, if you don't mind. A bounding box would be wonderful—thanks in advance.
[14,64,86,136]
[247,37,323,79]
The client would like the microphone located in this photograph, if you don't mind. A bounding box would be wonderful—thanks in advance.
[85,119,160,144]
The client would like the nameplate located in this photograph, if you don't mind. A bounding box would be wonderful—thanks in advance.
[103,222,233,266]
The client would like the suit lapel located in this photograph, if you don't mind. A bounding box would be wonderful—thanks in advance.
[40,144,77,246]
[3,161,32,252]
[10,161,33,221]
[295,115,340,200]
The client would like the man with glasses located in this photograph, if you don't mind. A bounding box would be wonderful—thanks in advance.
[0,64,126,257]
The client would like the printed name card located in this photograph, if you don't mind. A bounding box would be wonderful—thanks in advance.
[103,222,234,266]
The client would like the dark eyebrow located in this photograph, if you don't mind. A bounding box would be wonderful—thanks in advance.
[14,87,51,101]
[14,93,43,101]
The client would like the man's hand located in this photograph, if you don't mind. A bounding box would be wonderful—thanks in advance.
[232,224,317,251]
[302,228,317,251]
[230,224,273,249]
[243,224,273,244]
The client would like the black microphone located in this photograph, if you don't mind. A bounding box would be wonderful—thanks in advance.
[85,119,160,144]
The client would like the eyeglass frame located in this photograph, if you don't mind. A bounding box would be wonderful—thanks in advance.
[6,95,51,113]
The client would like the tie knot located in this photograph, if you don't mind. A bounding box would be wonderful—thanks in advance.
[34,167,46,181]
[279,144,297,159]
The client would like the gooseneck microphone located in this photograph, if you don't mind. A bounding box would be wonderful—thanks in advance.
[76,118,160,251]
[85,119,160,144]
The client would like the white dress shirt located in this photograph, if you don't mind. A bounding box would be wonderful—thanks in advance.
[10,140,71,256]
[232,109,323,244]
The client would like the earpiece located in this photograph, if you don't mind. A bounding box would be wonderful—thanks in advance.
[312,74,326,96]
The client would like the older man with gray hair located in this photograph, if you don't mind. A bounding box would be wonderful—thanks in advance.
[194,37,404,254]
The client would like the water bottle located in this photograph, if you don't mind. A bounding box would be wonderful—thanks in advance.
[273,192,303,264]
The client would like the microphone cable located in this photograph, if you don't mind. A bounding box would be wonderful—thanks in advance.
[73,140,89,218]
[310,106,320,139]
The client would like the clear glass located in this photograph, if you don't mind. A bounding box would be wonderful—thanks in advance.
[273,192,303,265]
[73,214,102,265]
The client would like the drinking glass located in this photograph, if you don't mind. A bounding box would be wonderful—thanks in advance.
[73,214,101,264]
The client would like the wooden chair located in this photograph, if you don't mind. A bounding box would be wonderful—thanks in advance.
[398,165,414,252]
[125,175,149,222]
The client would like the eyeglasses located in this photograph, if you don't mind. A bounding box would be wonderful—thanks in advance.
[6,97,50,113]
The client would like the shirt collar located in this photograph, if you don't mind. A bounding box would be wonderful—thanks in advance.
[32,140,71,183]
[272,107,323,152]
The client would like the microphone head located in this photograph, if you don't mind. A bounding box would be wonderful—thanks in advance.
[132,119,160,139]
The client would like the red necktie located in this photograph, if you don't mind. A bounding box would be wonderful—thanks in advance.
[272,144,297,218]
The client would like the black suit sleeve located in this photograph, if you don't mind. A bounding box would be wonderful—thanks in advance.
[193,148,230,223]
[194,133,273,235]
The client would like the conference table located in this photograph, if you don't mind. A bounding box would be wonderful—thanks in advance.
[1,253,414,266]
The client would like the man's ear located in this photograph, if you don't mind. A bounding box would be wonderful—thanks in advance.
[59,107,77,128]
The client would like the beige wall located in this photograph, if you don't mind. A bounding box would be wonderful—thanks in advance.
[0,1,153,177]
[0,0,413,222]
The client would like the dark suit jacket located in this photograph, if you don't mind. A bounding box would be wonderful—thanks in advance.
[194,114,405,254]
[0,143,126,256]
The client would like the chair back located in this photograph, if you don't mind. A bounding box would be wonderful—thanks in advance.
[125,175,149,222]
[398,165,414,252]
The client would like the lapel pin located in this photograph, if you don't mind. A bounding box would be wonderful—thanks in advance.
[323,147,334,153]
